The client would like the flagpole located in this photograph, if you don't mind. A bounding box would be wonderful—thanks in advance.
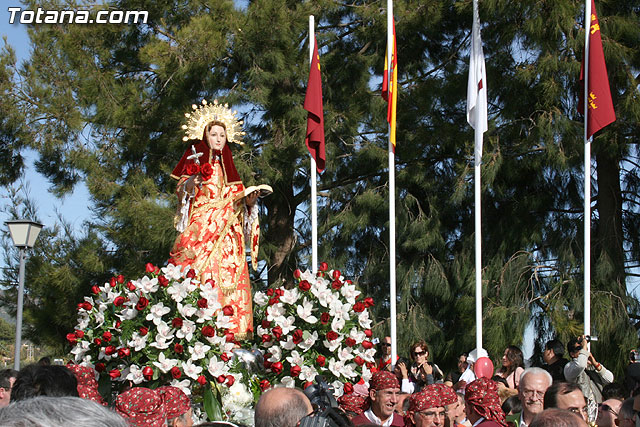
[583,0,591,339]
[309,15,318,275]
[387,0,397,367]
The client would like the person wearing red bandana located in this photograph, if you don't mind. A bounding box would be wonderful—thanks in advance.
[157,386,192,427]
[170,100,260,340]
[66,364,105,406]
[115,387,166,427]
[464,378,508,427]
[352,371,404,426]
[405,384,446,427]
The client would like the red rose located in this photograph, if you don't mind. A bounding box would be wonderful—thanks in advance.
[271,326,283,340]
[266,289,274,297]
[222,305,234,316]
[275,289,285,297]
[115,321,122,329]
[293,269,302,279]
[201,163,214,180]
[261,334,272,343]
[261,319,271,329]
[139,327,149,336]
[364,297,374,307]
[126,281,136,291]
[142,366,153,380]
[116,274,125,284]
[259,380,271,391]
[135,297,149,311]
[320,313,330,325]
[316,355,326,367]
[102,331,112,342]
[290,365,301,377]
[172,318,183,329]
[220,353,230,362]
[326,331,339,341]
[108,369,121,379]
[95,363,106,372]
[197,298,208,309]
[93,338,102,346]
[216,375,226,384]
[361,340,374,349]
[186,269,197,279]
[319,262,328,272]
[91,285,100,294]
[346,279,353,285]
[343,382,354,394]
[364,329,372,338]
[332,270,341,280]
[298,280,311,291]
[197,375,207,386]
[109,277,117,287]
[74,330,84,338]
[225,332,235,343]
[226,375,235,386]
[145,263,156,273]
[268,296,280,305]
[66,333,77,344]
[366,362,375,369]
[171,367,181,379]
[205,279,215,288]
[174,344,184,354]
[118,347,131,358]
[345,337,356,347]
[158,276,169,287]
[113,296,125,307]
[202,326,215,337]
[353,302,366,313]
[105,345,116,355]
[271,362,283,375]
[331,280,342,290]
[77,302,92,311]
[186,163,200,176]
[292,329,304,344]
[354,356,365,366]
[263,359,272,369]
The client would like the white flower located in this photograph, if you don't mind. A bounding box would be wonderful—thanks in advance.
[280,288,300,305]
[178,302,197,318]
[254,291,269,307]
[150,322,174,350]
[329,300,351,321]
[195,306,216,322]
[358,310,373,329]
[300,365,319,382]
[146,302,171,325]
[207,356,227,377]
[280,376,296,388]
[215,313,235,330]
[70,341,90,358]
[136,276,159,294]
[266,303,285,322]
[77,315,90,330]
[340,363,357,379]
[331,316,345,332]
[226,381,253,405]
[189,342,211,360]
[298,331,319,352]
[281,336,296,350]
[161,263,184,280]
[268,346,282,362]
[340,282,359,304]
[176,319,196,341]
[331,380,345,397]
[277,316,296,335]
[338,347,354,362]
[171,379,192,396]
[153,353,179,373]
[324,337,342,352]
[296,298,318,324]
[167,282,189,303]
[127,332,148,352]
[349,328,366,344]
[126,365,145,384]
[183,360,203,380]
[94,311,106,328]
[285,350,305,367]
[315,287,335,308]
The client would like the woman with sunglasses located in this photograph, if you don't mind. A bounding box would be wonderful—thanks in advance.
[397,340,444,393]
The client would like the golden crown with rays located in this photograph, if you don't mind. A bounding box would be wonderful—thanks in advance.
[181,99,245,145]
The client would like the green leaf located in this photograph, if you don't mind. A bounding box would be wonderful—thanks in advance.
[203,382,224,421]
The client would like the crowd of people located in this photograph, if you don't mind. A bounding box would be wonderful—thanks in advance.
[0,334,639,427]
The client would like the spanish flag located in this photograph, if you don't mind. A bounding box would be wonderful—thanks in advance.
[578,0,615,138]
[304,37,325,172]
[382,18,398,151]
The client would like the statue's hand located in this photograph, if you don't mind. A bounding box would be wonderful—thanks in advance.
[245,191,259,207]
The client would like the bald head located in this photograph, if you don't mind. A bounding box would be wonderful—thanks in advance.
[255,387,313,427]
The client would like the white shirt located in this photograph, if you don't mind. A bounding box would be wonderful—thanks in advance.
[472,417,485,427]
[363,408,395,426]
[460,367,477,393]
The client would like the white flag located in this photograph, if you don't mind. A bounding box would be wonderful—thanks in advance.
[467,0,488,164]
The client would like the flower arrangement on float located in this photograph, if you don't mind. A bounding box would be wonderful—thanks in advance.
[254,263,377,396]
[67,262,255,425]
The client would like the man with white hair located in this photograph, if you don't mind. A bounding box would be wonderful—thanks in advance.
[506,367,553,427]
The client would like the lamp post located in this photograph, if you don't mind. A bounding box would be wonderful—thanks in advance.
[5,220,43,370]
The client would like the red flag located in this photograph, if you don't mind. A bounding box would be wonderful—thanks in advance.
[382,18,398,151]
[304,37,325,173]
[578,0,615,138]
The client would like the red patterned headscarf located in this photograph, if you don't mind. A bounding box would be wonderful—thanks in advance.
[369,370,400,391]
[157,386,191,420]
[408,384,443,412]
[433,383,458,406]
[338,393,366,415]
[465,378,507,426]
[115,387,167,427]
[66,364,105,406]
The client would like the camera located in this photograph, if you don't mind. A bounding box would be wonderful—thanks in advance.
[298,376,353,427]
[584,335,598,342]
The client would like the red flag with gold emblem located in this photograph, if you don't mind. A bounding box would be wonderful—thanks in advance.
[304,37,325,173]
[578,0,615,138]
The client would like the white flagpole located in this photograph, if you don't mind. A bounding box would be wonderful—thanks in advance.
[583,0,591,339]
[387,0,398,366]
[474,130,482,352]
[309,15,318,275]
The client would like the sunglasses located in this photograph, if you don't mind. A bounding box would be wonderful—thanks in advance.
[413,350,427,356]
[380,343,391,347]
[599,403,618,417]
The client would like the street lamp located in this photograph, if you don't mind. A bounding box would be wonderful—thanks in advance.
[5,220,43,370]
